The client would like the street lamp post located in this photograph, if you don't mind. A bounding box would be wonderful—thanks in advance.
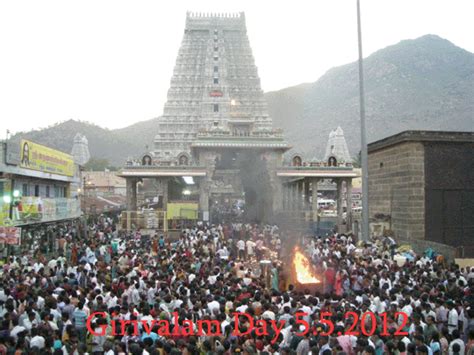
[357,0,369,241]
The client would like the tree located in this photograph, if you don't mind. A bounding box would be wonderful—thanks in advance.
[83,158,118,171]
[352,151,361,168]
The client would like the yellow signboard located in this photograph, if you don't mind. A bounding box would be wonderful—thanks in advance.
[0,180,12,226]
[167,202,198,220]
[20,140,74,177]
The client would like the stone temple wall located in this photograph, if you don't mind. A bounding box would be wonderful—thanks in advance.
[368,141,425,241]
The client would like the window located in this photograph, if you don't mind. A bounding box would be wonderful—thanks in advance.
[214,47,218,52]
[55,186,66,197]
[214,78,219,84]
[22,183,28,196]
[214,56,218,61]
[213,104,219,112]
[214,38,218,43]
[34,185,39,197]
[46,185,50,198]
[214,66,218,72]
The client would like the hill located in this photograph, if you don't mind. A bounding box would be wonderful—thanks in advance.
[10,34,474,166]
[8,119,146,166]
[266,34,474,158]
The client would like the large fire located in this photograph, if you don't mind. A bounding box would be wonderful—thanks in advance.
[293,248,320,284]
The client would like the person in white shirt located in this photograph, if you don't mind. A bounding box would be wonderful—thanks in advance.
[318,336,331,354]
[10,320,26,342]
[242,272,252,286]
[33,262,44,273]
[30,328,46,349]
[207,295,220,314]
[130,284,141,306]
[237,239,246,260]
[246,239,256,259]
[447,301,459,335]
[217,246,230,260]
[103,340,115,355]
[448,329,465,355]
[22,312,38,331]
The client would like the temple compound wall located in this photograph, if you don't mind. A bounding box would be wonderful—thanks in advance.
[368,131,474,256]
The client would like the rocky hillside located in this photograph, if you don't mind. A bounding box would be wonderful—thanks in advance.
[10,34,474,166]
[9,119,150,166]
[266,34,474,158]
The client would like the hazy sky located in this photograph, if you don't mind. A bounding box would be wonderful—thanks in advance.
[0,0,472,135]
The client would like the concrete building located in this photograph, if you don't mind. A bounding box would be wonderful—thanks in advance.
[0,139,82,251]
[80,171,126,215]
[83,171,126,196]
[368,130,474,256]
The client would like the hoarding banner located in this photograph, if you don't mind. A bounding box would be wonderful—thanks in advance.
[166,202,198,220]
[0,180,12,226]
[0,227,21,245]
[20,139,74,176]
[11,197,81,224]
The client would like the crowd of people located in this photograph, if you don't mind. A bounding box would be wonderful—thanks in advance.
[0,216,473,355]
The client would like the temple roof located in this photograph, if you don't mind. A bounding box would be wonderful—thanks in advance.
[323,126,352,162]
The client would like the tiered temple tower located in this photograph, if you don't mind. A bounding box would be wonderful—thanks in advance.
[153,12,274,162]
[71,133,90,166]
[323,126,352,164]
[119,12,357,228]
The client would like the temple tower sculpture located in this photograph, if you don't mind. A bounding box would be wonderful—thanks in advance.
[71,133,91,166]
[153,12,274,162]
[323,126,352,165]
[119,12,358,228]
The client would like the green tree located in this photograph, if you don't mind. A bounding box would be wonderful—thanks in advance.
[83,158,118,171]
[352,151,361,168]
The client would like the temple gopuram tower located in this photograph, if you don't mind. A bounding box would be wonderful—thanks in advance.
[119,12,358,231]
[153,12,274,161]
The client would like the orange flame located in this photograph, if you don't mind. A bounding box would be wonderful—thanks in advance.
[293,248,320,284]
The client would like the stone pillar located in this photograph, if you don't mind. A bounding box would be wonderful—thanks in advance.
[199,178,209,221]
[346,178,353,230]
[298,180,305,210]
[311,178,319,221]
[162,178,169,210]
[287,183,293,211]
[271,176,283,215]
[286,183,292,211]
[336,179,344,227]
[126,178,137,211]
[292,183,299,211]
[304,178,310,210]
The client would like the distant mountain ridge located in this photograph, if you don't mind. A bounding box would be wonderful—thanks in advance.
[9,119,159,166]
[266,34,474,158]
[10,34,474,166]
